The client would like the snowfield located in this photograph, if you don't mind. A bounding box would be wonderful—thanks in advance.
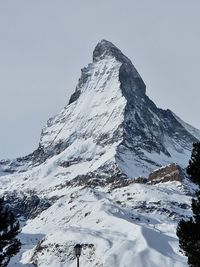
[9,182,191,267]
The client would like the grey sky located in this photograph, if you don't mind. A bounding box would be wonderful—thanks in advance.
[0,0,200,159]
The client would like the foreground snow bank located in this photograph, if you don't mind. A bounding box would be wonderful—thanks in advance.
[8,182,189,267]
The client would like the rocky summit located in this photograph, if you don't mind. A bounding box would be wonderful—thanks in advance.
[0,40,200,267]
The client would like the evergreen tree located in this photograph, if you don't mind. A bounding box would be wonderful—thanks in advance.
[177,142,200,267]
[187,142,200,186]
[177,203,200,266]
[0,197,21,267]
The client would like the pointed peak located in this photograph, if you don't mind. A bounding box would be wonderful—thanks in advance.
[93,39,130,63]
[94,39,118,50]
[97,39,115,47]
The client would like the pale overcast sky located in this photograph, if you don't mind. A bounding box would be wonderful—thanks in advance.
[0,0,200,159]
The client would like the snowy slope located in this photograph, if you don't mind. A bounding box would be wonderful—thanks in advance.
[9,181,191,267]
[40,57,125,152]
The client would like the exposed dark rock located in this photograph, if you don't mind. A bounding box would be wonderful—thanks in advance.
[133,200,190,221]
[4,191,55,219]
[68,89,81,105]
[148,163,184,185]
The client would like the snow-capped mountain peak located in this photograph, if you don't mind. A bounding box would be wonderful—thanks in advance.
[1,40,199,180]
[93,39,136,67]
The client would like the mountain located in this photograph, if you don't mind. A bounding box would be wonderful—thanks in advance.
[0,40,199,266]
[1,40,199,181]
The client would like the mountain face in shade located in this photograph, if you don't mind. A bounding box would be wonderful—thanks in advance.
[0,40,199,267]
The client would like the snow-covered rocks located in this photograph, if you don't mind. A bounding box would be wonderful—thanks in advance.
[10,183,191,267]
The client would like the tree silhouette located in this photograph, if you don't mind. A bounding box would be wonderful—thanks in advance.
[0,197,21,266]
[187,142,200,186]
[177,142,200,267]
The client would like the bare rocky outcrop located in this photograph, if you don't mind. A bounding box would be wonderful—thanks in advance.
[148,163,184,185]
